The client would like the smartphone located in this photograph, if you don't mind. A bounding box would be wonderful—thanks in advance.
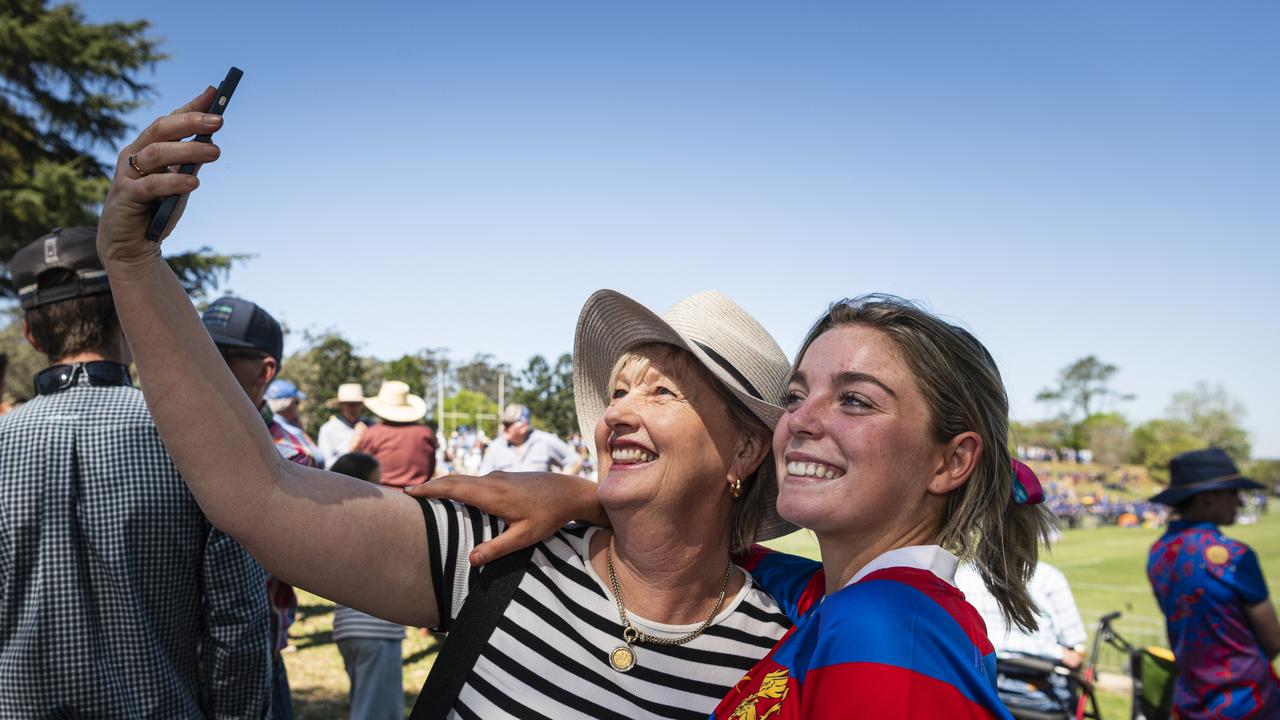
[146,66,244,242]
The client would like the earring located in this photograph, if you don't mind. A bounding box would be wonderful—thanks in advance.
[728,476,743,499]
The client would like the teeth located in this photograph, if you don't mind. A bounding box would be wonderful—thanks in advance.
[611,447,657,463]
[786,460,842,479]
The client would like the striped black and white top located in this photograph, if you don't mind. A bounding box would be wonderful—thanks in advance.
[419,499,792,720]
[333,605,405,642]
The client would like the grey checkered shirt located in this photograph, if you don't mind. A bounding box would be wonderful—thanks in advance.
[0,377,271,719]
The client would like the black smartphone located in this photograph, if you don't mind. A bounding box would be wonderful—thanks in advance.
[146,66,243,242]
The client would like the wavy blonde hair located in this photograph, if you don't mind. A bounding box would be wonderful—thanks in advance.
[795,295,1052,631]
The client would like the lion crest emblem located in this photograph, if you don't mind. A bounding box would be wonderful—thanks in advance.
[729,668,790,720]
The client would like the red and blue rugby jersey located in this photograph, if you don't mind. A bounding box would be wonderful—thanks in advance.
[714,548,1008,719]
[1148,520,1280,720]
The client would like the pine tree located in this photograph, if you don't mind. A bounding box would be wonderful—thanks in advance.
[0,0,240,298]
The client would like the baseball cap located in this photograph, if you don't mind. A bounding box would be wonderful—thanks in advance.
[266,379,305,401]
[9,228,111,310]
[201,296,283,364]
[500,403,532,425]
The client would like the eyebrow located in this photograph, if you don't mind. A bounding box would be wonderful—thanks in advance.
[834,371,898,399]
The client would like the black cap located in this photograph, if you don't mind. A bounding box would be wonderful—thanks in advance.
[10,228,111,310]
[201,296,283,364]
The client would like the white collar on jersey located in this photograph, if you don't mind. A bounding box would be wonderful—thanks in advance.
[845,544,959,589]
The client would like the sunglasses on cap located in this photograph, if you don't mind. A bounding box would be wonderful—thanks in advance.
[34,361,133,396]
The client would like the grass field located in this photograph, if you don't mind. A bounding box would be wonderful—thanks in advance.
[284,512,1280,718]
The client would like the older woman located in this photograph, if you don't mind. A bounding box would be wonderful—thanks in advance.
[96,89,802,718]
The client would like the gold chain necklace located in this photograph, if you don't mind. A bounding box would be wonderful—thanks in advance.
[605,543,733,673]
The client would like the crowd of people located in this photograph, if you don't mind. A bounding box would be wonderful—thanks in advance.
[0,87,1277,720]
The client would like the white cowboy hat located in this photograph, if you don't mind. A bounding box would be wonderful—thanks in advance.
[573,289,797,543]
[363,381,427,423]
[325,382,366,407]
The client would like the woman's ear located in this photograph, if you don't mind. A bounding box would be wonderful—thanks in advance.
[927,431,982,496]
[731,429,770,481]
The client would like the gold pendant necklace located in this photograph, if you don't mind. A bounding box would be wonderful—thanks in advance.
[605,543,733,673]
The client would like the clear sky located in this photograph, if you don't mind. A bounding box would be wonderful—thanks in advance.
[82,1,1279,455]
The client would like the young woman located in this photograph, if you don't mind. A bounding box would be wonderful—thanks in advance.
[709,296,1050,718]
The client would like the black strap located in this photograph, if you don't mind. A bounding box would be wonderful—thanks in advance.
[408,543,535,719]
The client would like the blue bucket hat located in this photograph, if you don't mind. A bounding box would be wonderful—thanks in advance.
[1149,447,1264,506]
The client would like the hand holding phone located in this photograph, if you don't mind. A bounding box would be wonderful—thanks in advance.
[146,66,243,242]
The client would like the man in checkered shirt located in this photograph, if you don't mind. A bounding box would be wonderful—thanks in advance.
[0,228,271,718]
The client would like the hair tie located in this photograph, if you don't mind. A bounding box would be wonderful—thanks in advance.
[1011,459,1044,505]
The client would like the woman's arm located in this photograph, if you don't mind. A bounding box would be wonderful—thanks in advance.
[407,472,607,565]
[97,89,436,627]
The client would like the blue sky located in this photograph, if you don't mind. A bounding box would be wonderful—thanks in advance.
[82,2,1279,455]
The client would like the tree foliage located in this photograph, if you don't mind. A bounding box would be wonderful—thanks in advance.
[279,330,368,436]
[1166,381,1250,462]
[1036,355,1133,431]
[1,0,239,300]
[1078,412,1129,467]
[453,353,509,398]
[441,389,499,437]
[0,307,42,402]
[512,353,578,438]
[1128,419,1204,481]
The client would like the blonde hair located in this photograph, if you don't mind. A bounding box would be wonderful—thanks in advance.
[795,295,1052,631]
[608,343,770,554]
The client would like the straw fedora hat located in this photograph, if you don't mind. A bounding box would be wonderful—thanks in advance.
[573,289,797,542]
[364,381,427,423]
[325,382,366,408]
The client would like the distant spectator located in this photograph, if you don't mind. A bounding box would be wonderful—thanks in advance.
[354,381,437,486]
[957,559,1088,712]
[318,383,372,468]
[1148,448,1280,719]
[329,453,405,720]
[202,295,320,720]
[265,379,322,466]
[479,403,581,475]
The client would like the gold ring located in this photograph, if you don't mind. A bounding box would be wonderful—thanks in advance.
[128,154,148,178]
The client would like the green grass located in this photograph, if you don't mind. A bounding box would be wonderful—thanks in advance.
[283,597,440,718]
[284,513,1280,718]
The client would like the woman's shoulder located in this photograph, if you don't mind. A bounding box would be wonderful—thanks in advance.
[738,545,825,622]
[818,568,991,652]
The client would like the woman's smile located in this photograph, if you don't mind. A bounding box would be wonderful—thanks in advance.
[781,452,845,481]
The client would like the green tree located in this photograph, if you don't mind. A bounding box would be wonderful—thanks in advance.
[441,389,499,438]
[369,347,451,421]
[1166,381,1251,463]
[1129,419,1203,482]
[1037,355,1134,425]
[280,330,367,436]
[453,353,508,399]
[0,307,42,402]
[1077,412,1130,467]
[512,353,578,438]
[1244,459,1279,494]
[1,0,238,298]
[1009,418,1071,450]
